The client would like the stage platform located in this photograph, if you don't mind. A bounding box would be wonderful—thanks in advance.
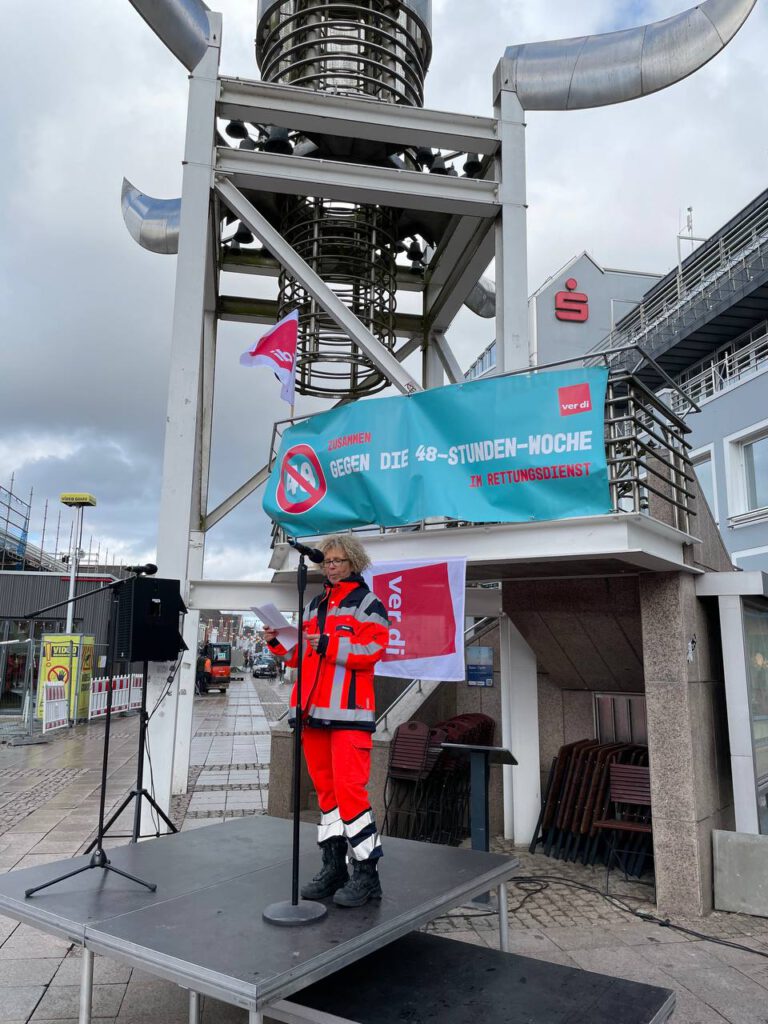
[0,815,517,1017]
[0,815,675,1024]
[282,931,676,1024]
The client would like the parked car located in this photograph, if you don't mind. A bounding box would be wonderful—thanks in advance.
[252,655,278,678]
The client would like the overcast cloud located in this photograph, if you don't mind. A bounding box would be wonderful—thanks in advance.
[2,0,767,580]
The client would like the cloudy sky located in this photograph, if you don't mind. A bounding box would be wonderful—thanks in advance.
[2,0,767,582]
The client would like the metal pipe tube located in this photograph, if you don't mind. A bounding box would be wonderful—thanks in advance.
[503,0,756,111]
[78,949,94,1024]
[498,882,509,952]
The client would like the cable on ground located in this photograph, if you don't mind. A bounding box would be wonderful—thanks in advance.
[436,873,768,960]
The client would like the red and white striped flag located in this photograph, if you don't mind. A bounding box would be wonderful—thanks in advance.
[240,309,299,405]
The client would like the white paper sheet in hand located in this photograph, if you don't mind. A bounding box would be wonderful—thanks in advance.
[251,603,299,651]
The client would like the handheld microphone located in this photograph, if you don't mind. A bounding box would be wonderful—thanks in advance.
[286,537,325,565]
[125,563,159,576]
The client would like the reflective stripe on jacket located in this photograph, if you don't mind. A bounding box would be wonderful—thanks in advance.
[269,575,389,732]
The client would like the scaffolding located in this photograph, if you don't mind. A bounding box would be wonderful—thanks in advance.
[0,481,31,572]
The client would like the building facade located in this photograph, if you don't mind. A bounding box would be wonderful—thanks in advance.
[466,253,660,380]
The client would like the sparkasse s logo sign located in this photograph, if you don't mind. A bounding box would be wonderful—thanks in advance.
[558,383,592,416]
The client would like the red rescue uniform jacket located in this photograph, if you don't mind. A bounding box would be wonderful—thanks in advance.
[268,574,389,732]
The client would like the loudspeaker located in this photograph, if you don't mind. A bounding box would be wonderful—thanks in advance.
[114,577,187,662]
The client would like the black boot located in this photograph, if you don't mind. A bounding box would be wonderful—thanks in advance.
[300,837,349,901]
[333,858,382,908]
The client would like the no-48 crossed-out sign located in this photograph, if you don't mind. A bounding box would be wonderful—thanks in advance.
[275,443,328,515]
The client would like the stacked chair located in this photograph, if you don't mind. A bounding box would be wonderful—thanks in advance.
[529,740,654,884]
[383,713,494,845]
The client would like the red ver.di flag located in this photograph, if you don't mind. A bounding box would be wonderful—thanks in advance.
[239,309,298,404]
[363,558,466,681]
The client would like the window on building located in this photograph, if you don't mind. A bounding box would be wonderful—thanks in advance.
[744,435,768,513]
[743,600,768,835]
[692,453,716,518]
[725,422,768,523]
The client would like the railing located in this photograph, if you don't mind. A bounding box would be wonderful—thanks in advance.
[669,320,768,415]
[604,371,695,534]
[269,363,696,544]
[590,191,768,358]
[375,615,498,733]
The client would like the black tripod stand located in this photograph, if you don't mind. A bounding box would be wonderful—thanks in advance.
[84,657,178,849]
[24,571,159,898]
[263,551,327,926]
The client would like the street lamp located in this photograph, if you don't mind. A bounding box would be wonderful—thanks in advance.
[60,493,96,633]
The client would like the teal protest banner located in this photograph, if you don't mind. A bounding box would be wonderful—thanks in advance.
[263,367,611,534]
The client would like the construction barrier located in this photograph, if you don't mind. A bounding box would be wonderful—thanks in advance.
[88,674,141,719]
[129,672,144,711]
[42,683,69,734]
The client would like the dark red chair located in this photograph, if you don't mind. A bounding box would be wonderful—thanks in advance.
[593,763,654,891]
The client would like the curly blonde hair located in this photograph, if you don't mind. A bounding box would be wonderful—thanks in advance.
[320,534,371,574]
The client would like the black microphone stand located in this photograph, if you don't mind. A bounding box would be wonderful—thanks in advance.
[23,570,157,898]
[263,552,327,926]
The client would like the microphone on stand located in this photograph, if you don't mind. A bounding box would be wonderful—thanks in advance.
[286,538,325,565]
[124,563,159,576]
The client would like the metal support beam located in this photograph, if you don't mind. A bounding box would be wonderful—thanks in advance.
[216,148,499,218]
[424,215,496,334]
[187,578,502,616]
[218,295,423,338]
[218,77,499,156]
[221,249,425,292]
[493,84,530,372]
[432,332,463,385]
[188,578,323,611]
[144,18,222,828]
[202,334,424,532]
[204,464,271,533]
[188,991,201,1024]
[422,335,444,389]
[214,178,423,395]
[78,949,93,1024]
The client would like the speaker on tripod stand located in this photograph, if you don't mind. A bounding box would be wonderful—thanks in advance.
[114,576,187,662]
[81,574,188,854]
[24,568,188,898]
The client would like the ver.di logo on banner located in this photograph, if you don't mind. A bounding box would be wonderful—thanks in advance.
[364,558,466,681]
[275,443,327,515]
[558,382,592,416]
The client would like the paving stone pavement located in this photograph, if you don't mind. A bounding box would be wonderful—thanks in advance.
[1,673,768,1023]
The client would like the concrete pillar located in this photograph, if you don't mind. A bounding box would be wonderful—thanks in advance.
[640,572,731,916]
[717,595,760,834]
[499,613,539,843]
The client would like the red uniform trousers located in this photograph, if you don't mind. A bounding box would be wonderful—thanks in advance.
[301,727,382,861]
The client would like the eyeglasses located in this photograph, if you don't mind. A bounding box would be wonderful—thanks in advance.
[323,558,349,567]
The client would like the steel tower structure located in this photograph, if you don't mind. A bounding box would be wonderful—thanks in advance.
[121,0,756,831]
